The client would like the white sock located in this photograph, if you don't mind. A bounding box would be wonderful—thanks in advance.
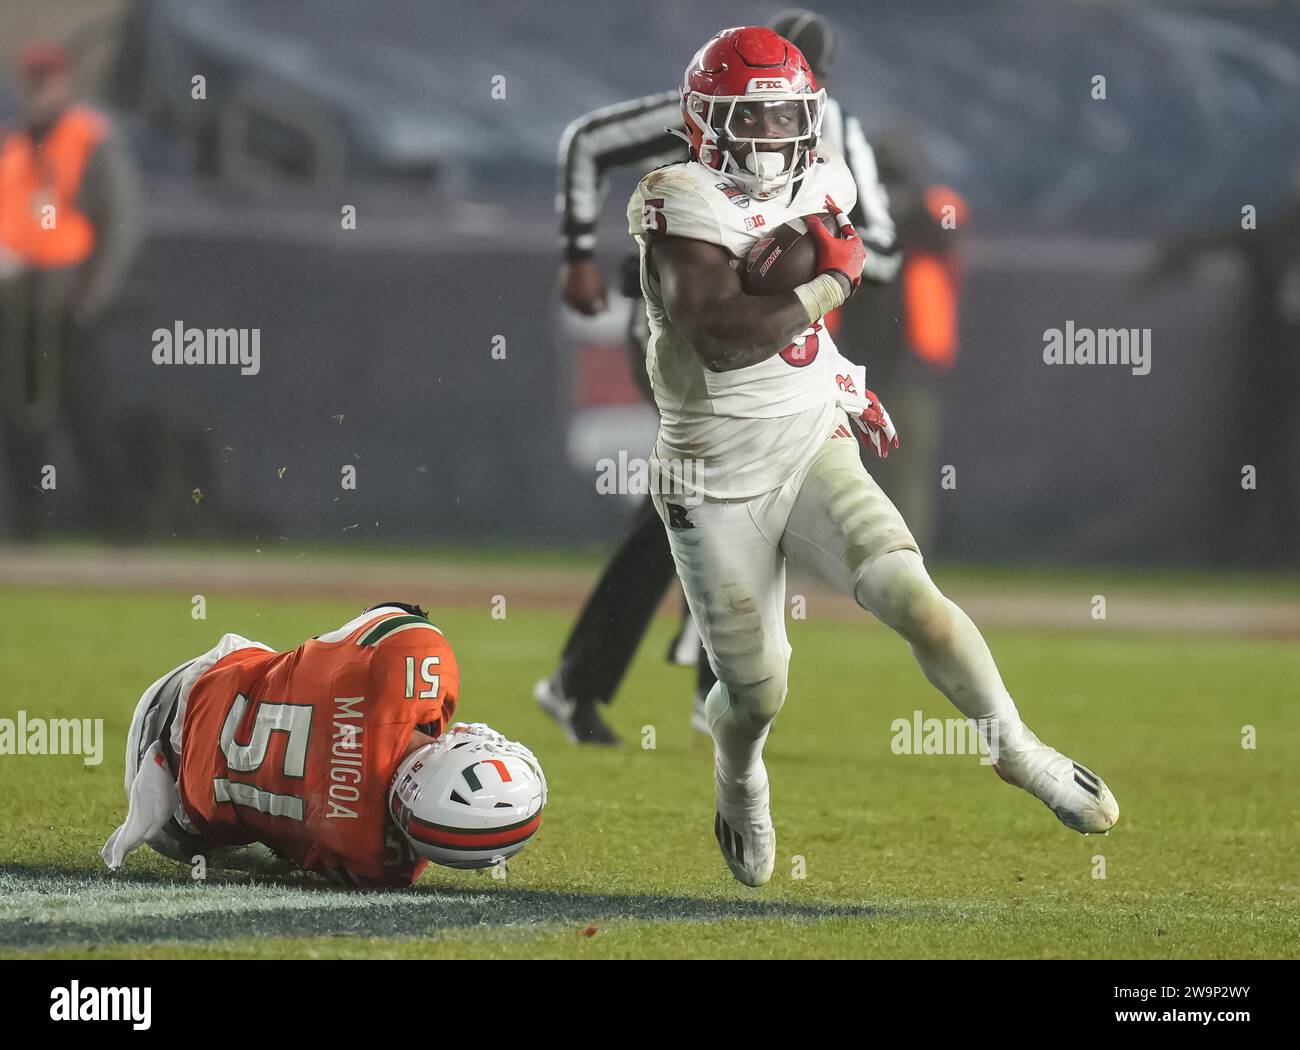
[704,680,772,810]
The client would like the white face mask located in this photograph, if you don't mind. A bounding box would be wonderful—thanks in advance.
[684,87,827,200]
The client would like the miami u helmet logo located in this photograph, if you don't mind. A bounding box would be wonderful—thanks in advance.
[460,759,513,792]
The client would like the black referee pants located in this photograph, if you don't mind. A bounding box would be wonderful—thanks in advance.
[556,493,717,707]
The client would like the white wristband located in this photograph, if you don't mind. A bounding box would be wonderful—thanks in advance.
[793,272,847,324]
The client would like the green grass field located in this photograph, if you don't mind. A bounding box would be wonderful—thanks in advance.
[1,576,1297,959]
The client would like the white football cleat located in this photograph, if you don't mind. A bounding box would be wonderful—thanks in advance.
[714,760,776,886]
[993,727,1119,834]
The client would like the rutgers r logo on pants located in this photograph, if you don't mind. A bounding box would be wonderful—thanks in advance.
[665,503,695,530]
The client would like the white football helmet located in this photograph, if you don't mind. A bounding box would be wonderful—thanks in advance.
[388,723,546,870]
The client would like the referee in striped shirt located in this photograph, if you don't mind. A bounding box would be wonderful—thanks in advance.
[537,9,901,745]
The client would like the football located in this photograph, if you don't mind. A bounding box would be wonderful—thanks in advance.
[740,211,835,295]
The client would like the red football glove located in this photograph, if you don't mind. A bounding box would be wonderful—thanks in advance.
[806,198,866,292]
[849,388,900,459]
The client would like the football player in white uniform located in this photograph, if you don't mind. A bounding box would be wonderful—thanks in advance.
[628,26,1119,886]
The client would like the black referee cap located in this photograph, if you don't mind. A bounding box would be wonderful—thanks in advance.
[770,9,838,80]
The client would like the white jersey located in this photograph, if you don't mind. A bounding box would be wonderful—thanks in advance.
[627,152,860,499]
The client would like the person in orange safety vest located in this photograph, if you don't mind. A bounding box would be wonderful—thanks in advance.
[0,41,143,538]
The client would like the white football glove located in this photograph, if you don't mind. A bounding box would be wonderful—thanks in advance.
[850,389,900,459]
[833,364,900,459]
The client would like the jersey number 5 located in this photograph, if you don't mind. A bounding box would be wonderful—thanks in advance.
[215,695,313,821]
[642,198,667,234]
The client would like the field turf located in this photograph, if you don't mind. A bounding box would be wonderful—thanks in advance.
[1,578,1297,959]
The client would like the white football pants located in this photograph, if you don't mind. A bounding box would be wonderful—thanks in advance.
[653,431,1026,789]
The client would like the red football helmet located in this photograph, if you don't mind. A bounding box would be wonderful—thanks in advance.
[680,26,825,201]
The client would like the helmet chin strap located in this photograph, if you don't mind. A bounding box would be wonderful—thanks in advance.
[745,151,788,179]
[742,150,798,200]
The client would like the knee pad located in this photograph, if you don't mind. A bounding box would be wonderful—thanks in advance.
[855,550,953,647]
[725,669,789,728]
